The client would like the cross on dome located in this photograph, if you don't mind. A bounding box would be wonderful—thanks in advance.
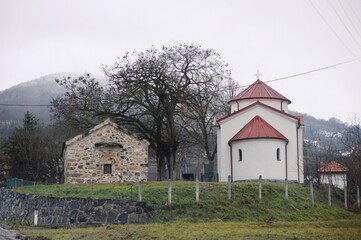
[254,69,262,79]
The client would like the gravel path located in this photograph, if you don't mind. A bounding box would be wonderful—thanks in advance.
[0,225,26,240]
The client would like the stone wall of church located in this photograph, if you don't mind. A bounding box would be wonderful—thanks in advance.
[64,120,149,184]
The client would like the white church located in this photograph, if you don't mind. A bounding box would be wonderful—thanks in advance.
[216,78,304,183]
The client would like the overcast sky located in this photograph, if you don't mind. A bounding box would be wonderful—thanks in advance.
[0,0,361,123]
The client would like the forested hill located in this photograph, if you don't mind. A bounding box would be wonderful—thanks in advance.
[0,74,348,140]
[289,110,347,140]
[0,73,69,124]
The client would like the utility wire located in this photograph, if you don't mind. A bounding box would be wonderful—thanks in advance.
[328,0,361,50]
[264,57,361,84]
[308,0,356,57]
[338,0,361,41]
[346,0,361,29]
[0,57,360,107]
[0,103,52,107]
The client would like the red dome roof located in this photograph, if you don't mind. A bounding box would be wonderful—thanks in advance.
[318,161,348,173]
[229,115,288,142]
[229,79,291,103]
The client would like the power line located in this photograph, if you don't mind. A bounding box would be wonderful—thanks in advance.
[1,57,360,107]
[328,0,361,50]
[264,57,361,84]
[346,0,361,29]
[308,0,356,57]
[0,103,52,107]
[338,0,361,40]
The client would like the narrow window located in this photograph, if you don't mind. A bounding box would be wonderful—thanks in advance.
[104,164,112,174]
[276,148,280,161]
[238,149,242,161]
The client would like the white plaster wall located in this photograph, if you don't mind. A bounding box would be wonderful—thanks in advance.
[217,104,302,182]
[231,139,286,181]
[320,173,347,189]
[230,99,289,113]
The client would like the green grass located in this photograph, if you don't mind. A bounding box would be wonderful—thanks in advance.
[15,181,360,223]
[12,182,361,239]
[20,220,361,240]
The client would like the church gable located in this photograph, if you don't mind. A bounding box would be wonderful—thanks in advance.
[229,115,288,143]
[63,119,149,184]
[217,101,302,128]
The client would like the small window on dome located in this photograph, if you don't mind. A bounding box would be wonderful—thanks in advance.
[276,148,280,161]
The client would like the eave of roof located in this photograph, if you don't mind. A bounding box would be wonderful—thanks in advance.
[229,115,288,142]
[229,79,291,104]
[216,101,304,126]
[318,161,348,173]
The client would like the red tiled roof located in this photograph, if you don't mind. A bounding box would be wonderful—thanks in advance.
[229,79,291,103]
[216,101,303,126]
[229,115,288,142]
[318,161,348,173]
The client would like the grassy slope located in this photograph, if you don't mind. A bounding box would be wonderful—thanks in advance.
[21,220,361,240]
[15,181,360,223]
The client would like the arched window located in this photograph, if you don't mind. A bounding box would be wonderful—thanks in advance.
[239,149,242,161]
[276,148,280,161]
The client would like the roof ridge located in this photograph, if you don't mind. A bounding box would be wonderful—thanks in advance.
[229,79,290,103]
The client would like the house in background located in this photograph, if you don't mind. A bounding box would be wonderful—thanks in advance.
[216,78,304,182]
[318,161,348,189]
[63,118,149,184]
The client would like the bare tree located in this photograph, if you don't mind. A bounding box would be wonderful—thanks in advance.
[51,43,231,180]
[341,117,361,192]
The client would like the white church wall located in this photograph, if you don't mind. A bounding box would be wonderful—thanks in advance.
[217,104,302,182]
[231,138,286,181]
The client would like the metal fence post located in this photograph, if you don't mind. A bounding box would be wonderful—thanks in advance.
[285,178,288,201]
[168,179,172,208]
[344,183,348,210]
[227,175,232,201]
[328,184,332,207]
[258,175,262,200]
[310,181,314,207]
[357,185,360,209]
[195,177,199,203]
[138,181,142,201]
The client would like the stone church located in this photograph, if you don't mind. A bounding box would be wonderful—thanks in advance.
[216,78,304,182]
[63,119,149,184]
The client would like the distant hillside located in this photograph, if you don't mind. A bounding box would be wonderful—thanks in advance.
[0,73,72,124]
[289,110,346,139]
[0,74,349,143]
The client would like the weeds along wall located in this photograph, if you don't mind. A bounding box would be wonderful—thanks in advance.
[0,188,150,226]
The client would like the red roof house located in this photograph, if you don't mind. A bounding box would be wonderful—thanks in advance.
[318,161,348,189]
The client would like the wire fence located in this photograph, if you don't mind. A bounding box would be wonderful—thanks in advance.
[4,176,360,211]
[137,176,361,210]
[5,178,35,189]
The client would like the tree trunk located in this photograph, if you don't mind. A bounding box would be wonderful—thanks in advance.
[156,151,164,181]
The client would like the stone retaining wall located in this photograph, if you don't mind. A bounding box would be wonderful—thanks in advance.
[0,188,150,226]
